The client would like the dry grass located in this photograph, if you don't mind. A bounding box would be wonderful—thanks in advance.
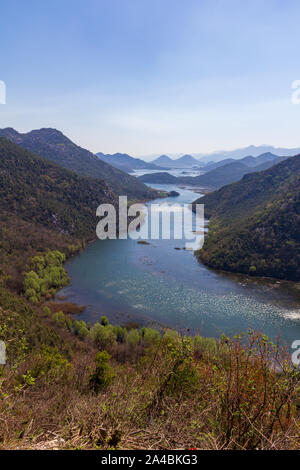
[1,330,299,450]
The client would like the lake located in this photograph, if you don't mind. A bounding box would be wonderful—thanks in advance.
[58,181,300,348]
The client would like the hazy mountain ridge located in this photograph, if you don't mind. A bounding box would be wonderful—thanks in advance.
[203,152,280,171]
[195,145,300,163]
[139,154,287,189]
[151,154,200,168]
[96,152,164,172]
[140,145,300,164]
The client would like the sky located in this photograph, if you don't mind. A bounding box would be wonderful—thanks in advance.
[1,0,300,157]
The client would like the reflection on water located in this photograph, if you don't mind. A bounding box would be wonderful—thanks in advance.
[58,183,300,346]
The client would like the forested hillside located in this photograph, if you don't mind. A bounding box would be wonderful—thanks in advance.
[0,128,157,200]
[0,138,118,285]
[194,155,300,280]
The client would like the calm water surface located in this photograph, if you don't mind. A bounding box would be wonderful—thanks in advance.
[59,184,300,347]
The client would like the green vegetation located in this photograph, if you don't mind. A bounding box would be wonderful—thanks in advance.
[0,137,120,288]
[0,137,118,240]
[0,294,299,450]
[0,128,158,200]
[23,251,69,303]
[89,351,115,392]
[194,155,300,280]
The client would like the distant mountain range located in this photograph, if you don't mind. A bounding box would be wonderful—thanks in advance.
[140,145,300,164]
[194,145,300,163]
[139,153,287,189]
[203,152,279,171]
[151,154,200,168]
[0,128,157,201]
[96,152,164,172]
[193,155,300,281]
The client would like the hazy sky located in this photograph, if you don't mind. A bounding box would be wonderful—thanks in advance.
[1,0,300,156]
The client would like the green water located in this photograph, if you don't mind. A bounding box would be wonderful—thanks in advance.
[59,185,300,347]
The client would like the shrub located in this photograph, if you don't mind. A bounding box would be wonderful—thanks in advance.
[100,315,109,326]
[113,325,127,344]
[23,251,69,303]
[89,323,117,349]
[73,320,89,338]
[127,328,140,346]
[89,351,115,392]
[140,327,161,346]
[29,346,72,383]
[193,335,217,359]
[52,311,72,330]
[43,306,51,315]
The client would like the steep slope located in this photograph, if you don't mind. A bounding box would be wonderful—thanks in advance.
[0,128,157,200]
[0,138,119,281]
[193,155,300,281]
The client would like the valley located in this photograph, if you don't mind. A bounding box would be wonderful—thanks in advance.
[59,179,300,346]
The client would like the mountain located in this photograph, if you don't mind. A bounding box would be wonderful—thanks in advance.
[252,152,279,166]
[0,128,157,201]
[174,154,200,167]
[96,152,163,172]
[196,145,300,163]
[193,155,300,281]
[202,152,281,171]
[239,155,257,167]
[151,155,175,166]
[195,156,288,189]
[151,154,200,168]
[202,158,236,171]
[139,172,178,184]
[192,161,255,188]
[0,138,119,282]
[139,157,286,189]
